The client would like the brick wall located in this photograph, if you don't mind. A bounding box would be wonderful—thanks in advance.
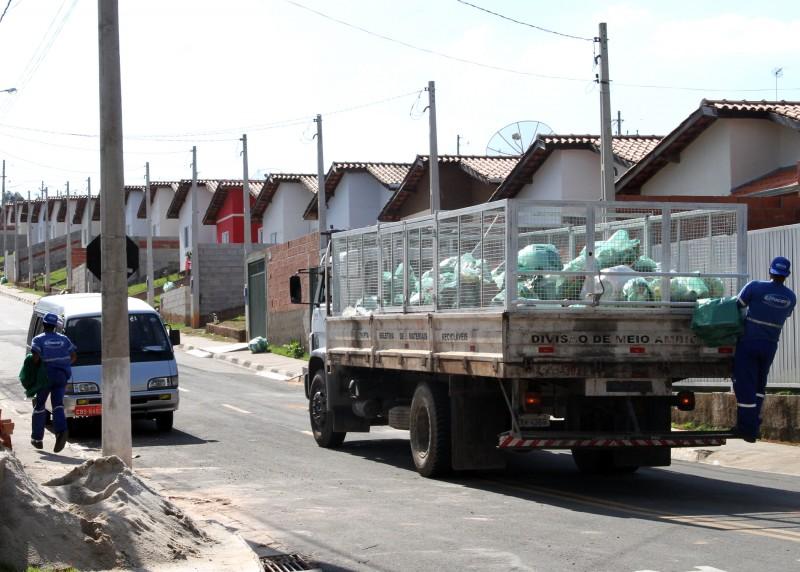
[264,231,319,347]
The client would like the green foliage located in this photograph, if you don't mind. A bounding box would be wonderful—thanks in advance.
[283,340,305,359]
[672,421,722,432]
[128,272,182,296]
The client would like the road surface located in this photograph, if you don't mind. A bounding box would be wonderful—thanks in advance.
[1,294,798,572]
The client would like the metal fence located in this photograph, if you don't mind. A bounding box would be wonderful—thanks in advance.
[331,199,747,316]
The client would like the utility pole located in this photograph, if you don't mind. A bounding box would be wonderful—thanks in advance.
[314,115,326,251]
[145,162,154,306]
[98,0,132,467]
[43,184,50,292]
[241,134,252,254]
[427,81,440,213]
[65,181,72,291]
[456,134,461,156]
[597,23,615,202]
[26,191,32,286]
[2,160,6,280]
[85,176,92,293]
[190,146,200,328]
[13,196,18,283]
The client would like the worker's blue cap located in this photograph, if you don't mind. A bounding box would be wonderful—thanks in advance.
[42,313,59,326]
[770,256,791,277]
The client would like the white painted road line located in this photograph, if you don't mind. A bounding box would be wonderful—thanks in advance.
[178,387,190,393]
[221,403,252,415]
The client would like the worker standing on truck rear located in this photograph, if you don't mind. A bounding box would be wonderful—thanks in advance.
[30,312,77,452]
[733,257,796,442]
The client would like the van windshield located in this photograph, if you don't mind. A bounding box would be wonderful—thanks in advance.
[65,313,173,366]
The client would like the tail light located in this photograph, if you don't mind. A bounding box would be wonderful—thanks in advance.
[674,391,695,411]
[524,392,542,412]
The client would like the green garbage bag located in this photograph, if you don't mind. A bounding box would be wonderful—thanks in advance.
[632,256,658,273]
[691,296,744,347]
[623,277,655,302]
[249,336,270,353]
[580,229,641,268]
[0,276,7,285]
[518,244,562,273]
[702,276,726,298]
[162,281,176,292]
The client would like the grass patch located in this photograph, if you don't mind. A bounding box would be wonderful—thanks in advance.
[672,421,722,432]
[271,341,310,361]
[128,272,182,296]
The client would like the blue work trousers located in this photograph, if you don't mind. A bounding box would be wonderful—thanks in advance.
[31,382,67,441]
[732,338,778,439]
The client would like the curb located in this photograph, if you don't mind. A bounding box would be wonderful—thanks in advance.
[0,286,40,306]
[179,344,303,382]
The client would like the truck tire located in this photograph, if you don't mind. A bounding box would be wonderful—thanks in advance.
[309,371,346,448]
[571,450,639,475]
[155,412,174,432]
[409,382,451,478]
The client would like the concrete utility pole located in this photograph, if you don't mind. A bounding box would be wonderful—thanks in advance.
[427,81,440,214]
[85,176,93,293]
[43,185,50,292]
[13,197,18,283]
[98,0,132,467]
[597,23,615,202]
[26,191,32,286]
[190,146,200,328]
[145,162,154,306]
[65,181,72,291]
[2,160,6,280]
[241,134,252,253]
[314,115,326,251]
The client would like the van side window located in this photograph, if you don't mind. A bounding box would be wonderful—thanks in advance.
[27,314,43,347]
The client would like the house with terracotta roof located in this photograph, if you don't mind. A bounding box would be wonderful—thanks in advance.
[136,181,181,238]
[123,185,148,237]
[491,135,661,202]
[202,180,264,244]
[166,180,218,270]
[378,155,518,222]
[303,162,410,230]
[252,174,318,245]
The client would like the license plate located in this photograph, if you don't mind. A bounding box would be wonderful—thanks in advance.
[74,404,102,417]
[519,413,551,428]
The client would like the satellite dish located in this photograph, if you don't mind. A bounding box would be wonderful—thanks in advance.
[486,120,553,156]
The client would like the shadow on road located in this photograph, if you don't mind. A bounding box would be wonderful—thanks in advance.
[336,436,800,541]
[62,418,217,448]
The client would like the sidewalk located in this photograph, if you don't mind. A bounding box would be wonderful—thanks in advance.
[179,333,306,382]
[0,282,42,305]
[673,438,800,477]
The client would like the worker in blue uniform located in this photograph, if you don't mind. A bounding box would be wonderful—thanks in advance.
[733,257,796,442]
[30,312,77,452]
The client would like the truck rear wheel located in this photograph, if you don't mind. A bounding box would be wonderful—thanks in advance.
[409,382,451,478]
[309,371,346,448]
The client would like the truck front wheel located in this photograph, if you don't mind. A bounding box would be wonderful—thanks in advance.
[309,371,346,448]
[409,382,451,478]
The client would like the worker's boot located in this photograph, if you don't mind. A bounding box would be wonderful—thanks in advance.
[54,430,68,453]
[30,439,43,450]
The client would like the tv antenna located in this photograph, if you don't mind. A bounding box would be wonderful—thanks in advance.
[486,120,553,156]
[773,67,783,101]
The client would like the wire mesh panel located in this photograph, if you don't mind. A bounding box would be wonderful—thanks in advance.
[407,225,435,307]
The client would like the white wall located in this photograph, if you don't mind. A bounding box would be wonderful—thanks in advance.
[81,198,101,247]
[326,172,394,230]
[49,199,65,238]
[152,187,180,237]
[516,150,628,201]
[178,187,215,270]
[261,182,315,244]
[124,190,148,237]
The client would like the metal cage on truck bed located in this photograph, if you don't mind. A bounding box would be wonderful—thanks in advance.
[331,199,747,314]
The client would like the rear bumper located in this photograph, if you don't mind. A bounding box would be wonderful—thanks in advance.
[498,430,733,450]
[64,389,179,418]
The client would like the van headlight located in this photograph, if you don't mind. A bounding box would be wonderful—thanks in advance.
[148,375,178,390]
[66,382,99,394]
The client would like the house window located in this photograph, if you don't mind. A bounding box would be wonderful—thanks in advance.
[221,231,230,244]
[269,231,277,244]
[257,228,264,243]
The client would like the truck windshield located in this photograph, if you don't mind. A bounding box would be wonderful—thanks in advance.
[65,313,173,366]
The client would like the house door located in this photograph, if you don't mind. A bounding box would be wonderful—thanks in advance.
[247,258,267,339]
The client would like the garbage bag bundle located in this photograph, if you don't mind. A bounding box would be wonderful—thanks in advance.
[702,276,726,298]
[691,296,744,347]
[0,276,7,284]
[555,256,586,300]
[491,279,539,305]
[162,281,176,293]
[632,256,658,273]
[248,336,269,353]
[579,229,641,268]
[517,244,562,273]
[648,276,711,302]
[581,265,634,301]
[623,277,655,302]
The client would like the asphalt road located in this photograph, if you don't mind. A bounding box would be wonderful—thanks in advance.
[1,295,799,572]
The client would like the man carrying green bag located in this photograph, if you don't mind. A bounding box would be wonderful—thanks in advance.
[691,296,744,347]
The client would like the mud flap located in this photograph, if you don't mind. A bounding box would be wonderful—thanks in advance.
[450,378,508,471]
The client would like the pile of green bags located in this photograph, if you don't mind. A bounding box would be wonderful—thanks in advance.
[691,296,743,346]
[248,336,270,353]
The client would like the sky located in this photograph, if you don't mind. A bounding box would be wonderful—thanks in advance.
[0,0,798,198]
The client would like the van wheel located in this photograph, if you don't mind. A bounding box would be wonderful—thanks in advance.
[409,382,451,478]
[155,412,174,432]
[309,372,346,448]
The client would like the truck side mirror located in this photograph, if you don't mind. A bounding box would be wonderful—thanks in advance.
[168,328,181,346]
[290,275,302,304]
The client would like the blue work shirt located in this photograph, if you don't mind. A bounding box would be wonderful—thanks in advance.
[738,280,796,343]
[31,331,76,385]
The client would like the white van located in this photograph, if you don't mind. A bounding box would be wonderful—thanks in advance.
[27,293,180,431]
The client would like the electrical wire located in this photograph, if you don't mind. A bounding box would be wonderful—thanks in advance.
[0,0,12,25]
[455,0,593,41]
[282,0,588,83]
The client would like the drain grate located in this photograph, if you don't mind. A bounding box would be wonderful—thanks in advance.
[260,553,317,572]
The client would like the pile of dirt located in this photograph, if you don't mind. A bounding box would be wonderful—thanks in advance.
[0,451,216,570]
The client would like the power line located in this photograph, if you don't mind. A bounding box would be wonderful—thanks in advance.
[0,0,12,25]
[283,0,588,82]
[455,0,593,41]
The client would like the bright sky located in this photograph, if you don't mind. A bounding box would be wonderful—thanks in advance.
[0,0,798,198]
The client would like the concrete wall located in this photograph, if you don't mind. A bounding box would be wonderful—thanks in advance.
[16,230,81,280]
[673,393,800,442]
[161,285,191,324]
[262,231,320,347]
[261,182,316,245]
[71,263,101,293]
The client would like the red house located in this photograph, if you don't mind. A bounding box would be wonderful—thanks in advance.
[202,180,264,244]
